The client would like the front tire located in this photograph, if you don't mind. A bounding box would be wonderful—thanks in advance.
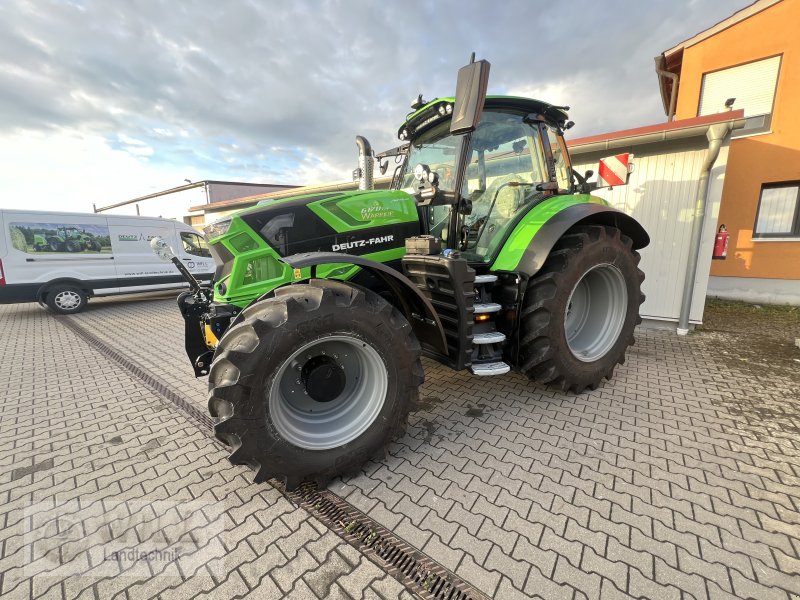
[45,285,88,314]
[208,279,423,490]
[519,225,644,393]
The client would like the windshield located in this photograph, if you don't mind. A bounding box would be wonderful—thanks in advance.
[400,120,461,194]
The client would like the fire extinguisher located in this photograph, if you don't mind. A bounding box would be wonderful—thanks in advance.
[713,224,729,260]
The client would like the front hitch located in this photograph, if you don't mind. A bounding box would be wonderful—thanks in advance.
[149,236,216,377]
[177,289,215,377]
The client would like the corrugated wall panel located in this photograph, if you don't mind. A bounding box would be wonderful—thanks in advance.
[571,140,717,323]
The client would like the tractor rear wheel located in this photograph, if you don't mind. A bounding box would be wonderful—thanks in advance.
[519,225,644,393]
[208,279,423,490]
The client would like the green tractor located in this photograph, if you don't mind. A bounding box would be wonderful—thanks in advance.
[153,57,648,490]
[62,227,102,251]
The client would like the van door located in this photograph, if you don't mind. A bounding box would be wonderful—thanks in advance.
[108,217,186,293]
[174,224,214,283]
[1,211,118,300]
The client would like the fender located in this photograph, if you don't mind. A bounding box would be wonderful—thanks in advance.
[36,277,91,300]
[491,197,649,277]
[283,252,448,355]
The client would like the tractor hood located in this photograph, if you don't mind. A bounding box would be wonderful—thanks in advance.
[232,189,420,258]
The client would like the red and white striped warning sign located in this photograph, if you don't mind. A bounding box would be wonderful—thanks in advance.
[597,153,632,187]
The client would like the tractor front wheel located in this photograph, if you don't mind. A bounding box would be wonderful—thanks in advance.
[208,279,423,490]
[519,225,644,393]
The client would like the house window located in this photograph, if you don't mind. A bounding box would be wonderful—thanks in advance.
[754,184,800,239]
[699,55,781,137]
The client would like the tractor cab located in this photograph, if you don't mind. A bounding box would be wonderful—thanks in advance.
[396,96,572,264]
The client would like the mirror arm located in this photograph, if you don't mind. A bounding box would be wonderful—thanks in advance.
[170,256,201,292]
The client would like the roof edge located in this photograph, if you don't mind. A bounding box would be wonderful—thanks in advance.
[567,109,745,150]
[663,0,782,58]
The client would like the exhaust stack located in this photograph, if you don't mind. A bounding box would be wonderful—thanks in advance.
[355,136,374,190]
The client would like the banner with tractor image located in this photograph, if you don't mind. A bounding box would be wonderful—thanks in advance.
[9,222,112,254]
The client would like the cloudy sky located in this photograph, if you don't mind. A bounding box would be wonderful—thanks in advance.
[0,0,754,217]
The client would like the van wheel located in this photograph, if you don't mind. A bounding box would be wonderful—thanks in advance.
[45,285,88,314]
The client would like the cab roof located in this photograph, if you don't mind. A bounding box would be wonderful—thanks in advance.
[398,95,569,141]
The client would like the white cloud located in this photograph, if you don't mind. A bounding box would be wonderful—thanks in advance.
[0,128,197,217]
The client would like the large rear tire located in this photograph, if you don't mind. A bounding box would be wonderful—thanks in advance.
[208,279,423,490]
[519,225,644,393]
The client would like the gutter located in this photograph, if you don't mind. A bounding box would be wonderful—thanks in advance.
[569,112,744,155]
[676,114,745,335]
[654,55,679,122]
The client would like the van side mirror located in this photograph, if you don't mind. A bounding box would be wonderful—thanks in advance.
[150,236,176,262]
[450,54,491,136]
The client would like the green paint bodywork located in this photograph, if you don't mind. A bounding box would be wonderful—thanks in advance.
[489,194,609,272]
[308,190,417,232]
[207,189,417,307]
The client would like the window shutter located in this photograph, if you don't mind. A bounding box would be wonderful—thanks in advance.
[699,56,781,117]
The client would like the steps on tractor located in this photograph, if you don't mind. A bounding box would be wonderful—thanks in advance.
[474,274,498,284]
[473,331,506,344]
[474,302,502,314]
[471,361,511,376]
[401,242,511,377]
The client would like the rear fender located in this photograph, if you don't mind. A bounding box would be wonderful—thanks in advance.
[492,202,649,277]
[280,252,448,355]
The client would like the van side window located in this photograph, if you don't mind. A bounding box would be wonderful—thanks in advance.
[181,232,211,257]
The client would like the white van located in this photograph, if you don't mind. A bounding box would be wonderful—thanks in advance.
[0,209,213,314]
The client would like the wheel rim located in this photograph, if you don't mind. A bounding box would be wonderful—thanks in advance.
[268,335,388,450]
[564,264,628,362]
[54,290,81,311]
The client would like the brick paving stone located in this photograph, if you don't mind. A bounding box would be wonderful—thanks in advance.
[0,303,407,600]
[4,295,800,599]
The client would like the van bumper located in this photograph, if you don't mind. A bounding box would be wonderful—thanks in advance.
[0,283,40,304]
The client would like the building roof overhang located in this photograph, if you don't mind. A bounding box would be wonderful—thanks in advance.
[655,0,782,117]
[568,109,745,155]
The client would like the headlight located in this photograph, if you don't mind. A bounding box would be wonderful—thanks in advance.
[204,218,232,240]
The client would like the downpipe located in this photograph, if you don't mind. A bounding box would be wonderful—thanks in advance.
[355,136,374,191]
[676,120,735,335]
[654,56,678,122]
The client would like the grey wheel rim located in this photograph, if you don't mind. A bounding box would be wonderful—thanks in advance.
[269,335,388,450]
[564,264,627,362]
[54,290,81,311]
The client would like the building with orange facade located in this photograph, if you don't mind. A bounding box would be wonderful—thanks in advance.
[655,0,800,303]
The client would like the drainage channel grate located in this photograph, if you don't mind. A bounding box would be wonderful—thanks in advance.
[62,314,488,600]
[284,482,488,600]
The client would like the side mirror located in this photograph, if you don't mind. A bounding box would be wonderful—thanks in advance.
[150,236,176,262]
[450,54,491,136]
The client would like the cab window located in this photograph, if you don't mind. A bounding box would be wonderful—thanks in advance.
[180,231,211,257]
[545,126,571,192]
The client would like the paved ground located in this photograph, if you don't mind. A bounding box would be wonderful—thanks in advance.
[1,293,799,599]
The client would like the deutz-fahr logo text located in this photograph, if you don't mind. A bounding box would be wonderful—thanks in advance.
[332,235,394,252]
